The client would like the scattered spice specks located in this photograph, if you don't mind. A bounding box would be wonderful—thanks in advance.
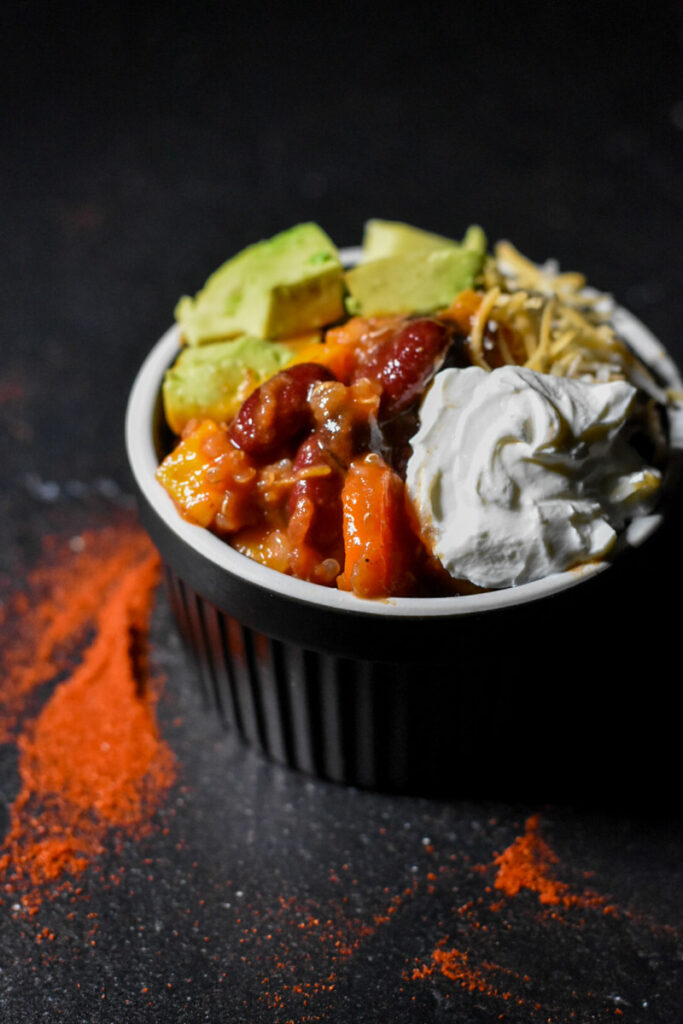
[1,517,681,1021]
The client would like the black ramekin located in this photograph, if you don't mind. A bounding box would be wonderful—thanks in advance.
[126,286,683,798]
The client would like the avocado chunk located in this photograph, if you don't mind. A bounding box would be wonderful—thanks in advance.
[346,222,487,316]
[362,219,460,260]
[362,220,487,265]
[175,223,346,345]
[345,246,486,317]
[162,335,294,434]
[460,224,487,261]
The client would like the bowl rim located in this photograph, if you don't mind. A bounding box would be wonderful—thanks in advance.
[125,255,683,620]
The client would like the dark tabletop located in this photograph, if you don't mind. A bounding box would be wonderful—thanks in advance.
[2,3,683,1022]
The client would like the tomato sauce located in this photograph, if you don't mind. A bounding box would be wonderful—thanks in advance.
[157,313,516,598]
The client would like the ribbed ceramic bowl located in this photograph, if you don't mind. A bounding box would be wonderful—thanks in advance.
[126,269,683,797]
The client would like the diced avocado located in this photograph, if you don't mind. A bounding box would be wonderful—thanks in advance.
[362,220,487,265]
[162,335,294,435]
[362,219,460,260]
[344,246,485,317]
[461,224,487,260]
[175,223,346,345]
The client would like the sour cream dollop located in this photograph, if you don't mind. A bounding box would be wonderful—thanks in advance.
[405,365,661,589]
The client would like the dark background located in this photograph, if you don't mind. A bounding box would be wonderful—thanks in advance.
[2,2,683,1022]
[3,2,683,491]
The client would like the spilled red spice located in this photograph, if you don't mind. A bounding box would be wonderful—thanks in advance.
[236,872,421,1016]
[226,820,637,1023]
[412,939,525,1006]
[0,517,175,911]
[493,814,607,910]
[1,521,157,741]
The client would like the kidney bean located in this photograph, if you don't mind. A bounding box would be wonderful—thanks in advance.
[354,318,452,421]
[287,433,344,551]
[229,362,335,459]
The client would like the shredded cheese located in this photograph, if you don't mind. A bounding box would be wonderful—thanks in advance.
[471,241,660,397]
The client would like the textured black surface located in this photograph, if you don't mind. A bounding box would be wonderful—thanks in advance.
[2,2,683,1021]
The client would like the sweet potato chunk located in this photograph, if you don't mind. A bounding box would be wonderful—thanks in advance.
[156,419,243,528]
[337,454,419,599]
